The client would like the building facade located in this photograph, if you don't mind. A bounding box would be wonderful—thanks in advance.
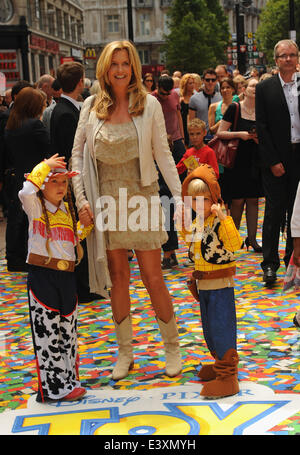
[82,0,267,79]
[0,0,268,89]
[0,0,84,88]
[82,0,172,79]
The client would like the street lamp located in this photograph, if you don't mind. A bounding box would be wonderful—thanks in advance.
[235,0,252,74]
[289,0,296,42]
[127,0,134,42]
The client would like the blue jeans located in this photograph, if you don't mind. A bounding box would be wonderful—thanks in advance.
[198,287,237,359]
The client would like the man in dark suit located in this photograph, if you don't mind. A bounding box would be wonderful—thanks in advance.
[50,62,84,162]
[51,62,101,302]
[256,39,300,285]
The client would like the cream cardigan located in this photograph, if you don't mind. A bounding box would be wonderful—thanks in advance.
[71,93,182,296]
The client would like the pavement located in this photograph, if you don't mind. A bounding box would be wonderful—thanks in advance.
[0,202,299,437]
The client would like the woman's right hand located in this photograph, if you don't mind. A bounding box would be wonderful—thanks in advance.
[79,203,94,226]
[238,131,253,141]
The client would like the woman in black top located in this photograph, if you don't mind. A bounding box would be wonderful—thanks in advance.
[4,87,51,271]
[179,73,195,146]
[216,78,263,252]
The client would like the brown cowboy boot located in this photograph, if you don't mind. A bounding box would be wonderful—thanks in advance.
[197,351,217,381]
[200,349,239,399]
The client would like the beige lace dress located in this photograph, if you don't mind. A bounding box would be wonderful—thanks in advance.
[95,121,168,250]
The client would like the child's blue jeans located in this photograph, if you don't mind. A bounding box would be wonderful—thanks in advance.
[198,287,237,360]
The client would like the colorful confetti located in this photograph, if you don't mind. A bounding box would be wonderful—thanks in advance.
[0,200,299,435]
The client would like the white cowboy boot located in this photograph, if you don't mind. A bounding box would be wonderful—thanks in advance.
[157,314,182,377]
[112,315,134,381]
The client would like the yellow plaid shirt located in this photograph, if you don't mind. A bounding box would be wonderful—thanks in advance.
[179,214,242,272]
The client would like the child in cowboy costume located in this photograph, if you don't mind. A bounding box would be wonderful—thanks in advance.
[179,164,243,398]
[19,154,93,402]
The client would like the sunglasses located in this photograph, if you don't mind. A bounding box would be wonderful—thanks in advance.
[145,79,153,82]
[204,78,217,82]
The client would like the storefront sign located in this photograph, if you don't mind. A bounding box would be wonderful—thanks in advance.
[60,57,74,64]
[30,34,59,54]
[0,50,20,83]
[85,48,96,59]
[71,48,82,59]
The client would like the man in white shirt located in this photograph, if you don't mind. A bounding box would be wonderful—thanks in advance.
[256,39,300,284]
[37,74,55,107]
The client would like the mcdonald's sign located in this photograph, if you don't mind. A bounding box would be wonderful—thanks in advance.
[85,48,96,59]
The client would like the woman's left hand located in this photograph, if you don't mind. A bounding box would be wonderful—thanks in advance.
[79,203,94,226]
[249,132,259,144]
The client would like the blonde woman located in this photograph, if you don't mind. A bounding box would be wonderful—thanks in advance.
[191,73,202,92]
[233,75,247,100]
[179,73,195,146]
[72,40,182,381]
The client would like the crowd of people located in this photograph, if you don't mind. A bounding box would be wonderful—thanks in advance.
[0,38,299,404]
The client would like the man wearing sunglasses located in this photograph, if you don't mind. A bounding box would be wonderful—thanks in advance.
[188,68,222,143]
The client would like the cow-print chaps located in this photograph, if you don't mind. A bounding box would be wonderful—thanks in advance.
[27,285,81,401]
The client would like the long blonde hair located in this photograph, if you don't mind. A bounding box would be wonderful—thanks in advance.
[94,40,147,119]
[179,73,194,97]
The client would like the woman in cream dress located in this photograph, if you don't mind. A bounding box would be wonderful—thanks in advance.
[72,41,183,381]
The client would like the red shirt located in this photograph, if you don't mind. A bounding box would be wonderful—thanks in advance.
[176,145,219,178]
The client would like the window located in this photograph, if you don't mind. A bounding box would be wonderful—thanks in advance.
[31,53,36,82]
[38,0,44,29]
[39,54,45,76]
[77,21,82,44]
[159,50,166,65]
[47,3,55,35]
[92,15,97,33]
[71,18,76,42]
[138,49,150,64]
[64,13,70,40]
[163,13,169,34]
[56,8,63,38]
[108,15,119,33]
[140,13,150,36]
[27,0,32,26]
[49,55,54,76]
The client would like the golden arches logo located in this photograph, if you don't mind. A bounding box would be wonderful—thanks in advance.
[85,48,96,59]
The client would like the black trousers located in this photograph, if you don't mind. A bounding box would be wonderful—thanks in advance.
[6,193,28,266]
[261,143,300,271]
[158,139,185,253]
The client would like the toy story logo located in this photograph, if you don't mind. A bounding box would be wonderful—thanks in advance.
[0,383,299,436]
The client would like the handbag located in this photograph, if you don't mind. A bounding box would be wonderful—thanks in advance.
[208,102,240,169]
